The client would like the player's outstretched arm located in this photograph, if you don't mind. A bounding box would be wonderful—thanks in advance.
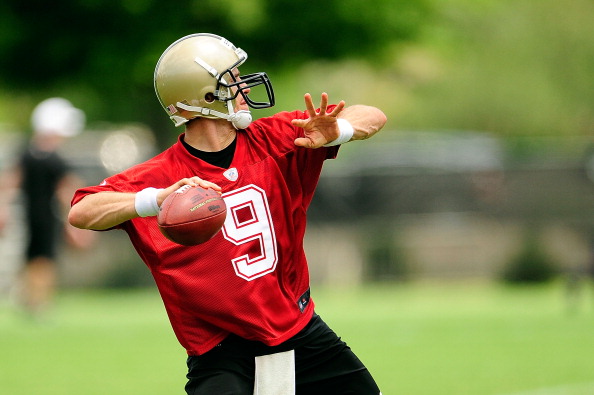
[292,93,387,148]
[338,103,387,142]
[69,177,221,230]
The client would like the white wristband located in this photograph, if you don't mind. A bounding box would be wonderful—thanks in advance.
[135,187,163,217]
[323,118,354,147]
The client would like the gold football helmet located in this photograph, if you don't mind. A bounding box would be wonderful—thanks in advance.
[154,33,274,129]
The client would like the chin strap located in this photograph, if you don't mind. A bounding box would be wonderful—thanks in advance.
[175,102,252,130]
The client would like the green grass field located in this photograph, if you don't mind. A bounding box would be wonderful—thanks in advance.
[1,281,593,394]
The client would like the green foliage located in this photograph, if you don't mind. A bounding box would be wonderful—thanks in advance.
[245,0,432,66]
[100,258,155,288]
[364,226,410,281]
[1,0,593,145]
[501,229,559,283]
[401,0,594,138]
[0,0,432,135]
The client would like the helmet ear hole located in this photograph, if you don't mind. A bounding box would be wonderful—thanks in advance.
[204,92,216,103]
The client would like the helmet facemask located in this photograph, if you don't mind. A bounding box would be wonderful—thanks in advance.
[216,63,275,110]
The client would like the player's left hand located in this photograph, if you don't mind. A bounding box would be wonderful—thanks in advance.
[292,92,345,149]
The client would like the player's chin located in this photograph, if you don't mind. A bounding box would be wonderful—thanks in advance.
[235,101,249,112]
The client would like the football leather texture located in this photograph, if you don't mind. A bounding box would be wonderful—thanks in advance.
[157,185,227,246]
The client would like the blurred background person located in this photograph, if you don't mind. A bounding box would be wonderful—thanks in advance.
[0,97,91,318]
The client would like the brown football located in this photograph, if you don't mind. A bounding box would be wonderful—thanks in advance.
[157,185,227,246]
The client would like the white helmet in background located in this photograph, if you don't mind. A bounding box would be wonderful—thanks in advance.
[31,97,85,137]
[154,33,275,129]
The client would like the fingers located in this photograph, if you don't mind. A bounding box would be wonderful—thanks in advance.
[302,92,341,117]
[304,93,316,117]
[319,92,328,115]
[291,118,306,128]
[186,177,222,192]
[170,177,222,193]
[303,93,314,117]
[294,137,318,149]
[328,100,345,116]
[293,137,309,148]
[156,177,222,207]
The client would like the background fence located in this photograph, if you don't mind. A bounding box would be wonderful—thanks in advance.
[2,128,593,292]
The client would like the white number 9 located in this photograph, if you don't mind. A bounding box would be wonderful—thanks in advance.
[222,185,278,281]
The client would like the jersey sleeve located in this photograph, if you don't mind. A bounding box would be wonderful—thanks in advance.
[71,172,132,207]
[246,107,340,210]
[70,148,175,207]
[248,106,340,160]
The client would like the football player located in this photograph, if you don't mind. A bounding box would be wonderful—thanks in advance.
[0,98,88,318]
[69,33,386,395]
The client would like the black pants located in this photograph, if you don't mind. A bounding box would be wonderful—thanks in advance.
[185,314,380,395]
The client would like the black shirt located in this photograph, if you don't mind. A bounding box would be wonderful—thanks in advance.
[181,137,237,169]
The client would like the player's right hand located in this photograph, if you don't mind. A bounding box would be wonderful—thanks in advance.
[157,177,222,207]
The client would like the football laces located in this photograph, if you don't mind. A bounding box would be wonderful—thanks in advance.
[175,184,193,194]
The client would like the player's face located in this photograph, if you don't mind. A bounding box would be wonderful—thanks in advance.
[231,68,249,112]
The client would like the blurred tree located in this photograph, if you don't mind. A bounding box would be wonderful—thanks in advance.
[245,0,431,66]
[501,227,559,283]
[401,0,594,138]
[0,0,432,145]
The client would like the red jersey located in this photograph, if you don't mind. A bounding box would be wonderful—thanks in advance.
[72,109,339,355]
